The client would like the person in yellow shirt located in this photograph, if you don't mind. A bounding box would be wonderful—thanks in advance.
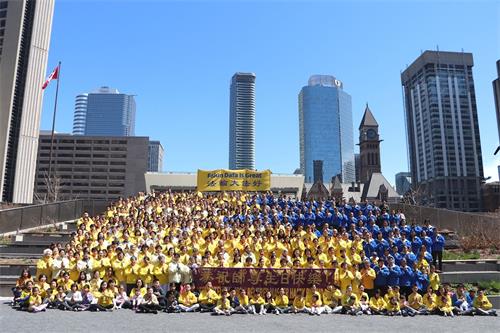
[237,288,251,313]
[178,284,199,312]
[385,296,401,316]
[291,290,307,314]
[429,265,440,291]
[360,260,376,296]
[198,281,219,312]
[341,286,360,315]
[213,292,233,315]
[111,251,126,285]
[95,281,115,310]
[422,286,437,314]
[473,289,497,316]
[308,293,325,315]
[305,284,322,307]
[249,289,266,315]
[323,284,342,309]
[28,287,48,312]
[408,284,425,314]
[128,278,147,298]
[36,249,53,281]
[338,262,354,293]
[138,256,153,285]
[275,288,290,314]
[369,289,387,314]
[124,257,140,293]
[436,288,454,317]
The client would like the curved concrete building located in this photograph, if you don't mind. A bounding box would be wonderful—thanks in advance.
[72,93,88,135]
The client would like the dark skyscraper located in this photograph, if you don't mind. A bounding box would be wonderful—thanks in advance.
[401,50,484,211]
[493,60,500,155]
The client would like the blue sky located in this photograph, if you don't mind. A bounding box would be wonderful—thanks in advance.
[41,0,500,184]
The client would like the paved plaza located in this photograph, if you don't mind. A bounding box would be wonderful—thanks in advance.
[0,302,499,333]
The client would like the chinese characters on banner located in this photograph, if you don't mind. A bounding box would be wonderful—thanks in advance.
[197,169,271,192]
[192,268,335,289]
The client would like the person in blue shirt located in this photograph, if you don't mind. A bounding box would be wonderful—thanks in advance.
[409,231,422,255]
[386,256,402,287]
[374,259,390,294]
[431,230,445,272]
[451,284,473,315]
[399,258,414,297]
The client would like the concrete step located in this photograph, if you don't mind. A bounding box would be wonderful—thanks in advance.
[440,271,500,284]
[0,264,36,276]
[442,262,500,272]
[13,233,71,245]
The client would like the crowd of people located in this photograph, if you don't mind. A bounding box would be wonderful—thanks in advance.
[10,191,497,316]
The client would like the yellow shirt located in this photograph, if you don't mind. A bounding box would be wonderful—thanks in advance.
[29,294,42,307]
[341,294,359,307]
[408,292,423,310]
[250,296,265,305]
[275,294,289,307]
[436,294,453,313]
[305,291,321,307]
[36,257,53,281]
[386,301,400,312]
[216,298,231,310]
[473,295,492,310]
[369,296,386,311]
[129,287,146,298]
[429,272,440,291]
[198,289,219,305]
[239,294,249,306]
[98,289,115,306]
[178,291,198,306]
[293,296,306,309]
[423,293,436,310]
[111,259,126,283]
[338,270,354,293]
[322,289,342,305]
[360,268,376,290]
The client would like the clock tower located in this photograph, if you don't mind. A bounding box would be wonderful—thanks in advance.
[358,104,381,183]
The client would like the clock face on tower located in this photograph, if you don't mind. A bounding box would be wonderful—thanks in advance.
[366,129,377,140]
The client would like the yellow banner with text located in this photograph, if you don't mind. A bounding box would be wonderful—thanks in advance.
[197,169,271,192]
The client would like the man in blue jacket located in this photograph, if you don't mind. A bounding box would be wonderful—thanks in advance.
[386,256,402,287]
[399,258,414,297]
[431,230,445,272]
[451,284,473,315]
[374,258,390,294]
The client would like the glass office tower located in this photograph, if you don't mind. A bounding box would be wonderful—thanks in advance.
[299,75,355,184]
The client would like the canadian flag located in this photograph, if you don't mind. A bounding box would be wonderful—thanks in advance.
[42,65,59,90]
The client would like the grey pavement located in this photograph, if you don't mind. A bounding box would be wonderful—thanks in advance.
[0,302,499,333]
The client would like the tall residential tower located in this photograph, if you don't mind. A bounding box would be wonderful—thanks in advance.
[229,73,256,170]
[299,75,355,184]
[0,0,55,203]
[401,50,484,211]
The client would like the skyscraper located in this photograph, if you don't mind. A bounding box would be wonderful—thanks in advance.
[401,50,484,211]
[148,140,164,172]
[0,0,55,203]
[75,86,136,137]
[299,75,355,184]
[493,60,500,155]
[395,172,412,195]
[72,93,88,135]
[229,73,255,170]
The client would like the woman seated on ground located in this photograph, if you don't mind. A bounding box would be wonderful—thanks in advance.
[64,283,83,311]
[13,280,34,308]
[115,285,131,309]
[398,295,416,317]
[473,289,497,316]
[436,287,454,317]
[249,289,265,315]
[369,289,386,315]
[275,288,290,314]
[178,284,199,312]
[137,287,160,314]
[385,296,401,316]
[340,286,360,315]
[95,281,115,311]
[264,291,278,314]
[35,274,50,301]
[309,294,326,316]
[291,290,307,314]
[237,289,251,313]
[129,279,147,298]
[213,292,233,316]
[198,282,219,312]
